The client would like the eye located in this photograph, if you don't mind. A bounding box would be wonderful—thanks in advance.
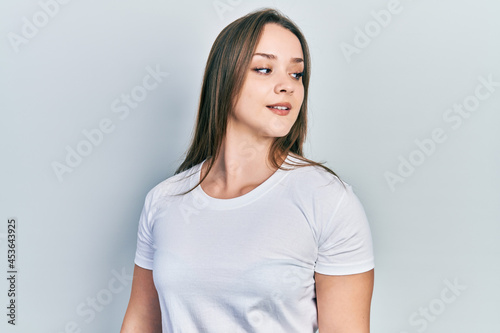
[253,67,272,74]
[292,72,304,80]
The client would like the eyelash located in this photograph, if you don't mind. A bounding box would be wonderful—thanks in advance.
[253,68,304,80]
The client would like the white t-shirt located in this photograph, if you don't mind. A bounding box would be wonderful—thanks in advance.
[134,154,375,332]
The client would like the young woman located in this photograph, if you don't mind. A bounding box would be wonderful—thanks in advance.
[121,8,374,333]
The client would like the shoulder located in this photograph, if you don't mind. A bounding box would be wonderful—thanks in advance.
[284,154,349,201]
[143,163,200,207]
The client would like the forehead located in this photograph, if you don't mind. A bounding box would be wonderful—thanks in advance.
[254,23,303,59]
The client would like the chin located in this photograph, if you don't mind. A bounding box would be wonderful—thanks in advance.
[266,127,293,138]
[264,117,294,136]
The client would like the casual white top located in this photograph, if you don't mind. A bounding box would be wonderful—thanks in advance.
[134,153,375,332]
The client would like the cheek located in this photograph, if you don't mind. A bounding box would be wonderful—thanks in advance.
[296,87,305,106]
[233,90,260,119]
[246,81,267,99]
[239,82,267,108]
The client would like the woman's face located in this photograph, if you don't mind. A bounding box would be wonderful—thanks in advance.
[230,23,305,140]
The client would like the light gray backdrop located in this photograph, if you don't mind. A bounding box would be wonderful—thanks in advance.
[1,0,499,332]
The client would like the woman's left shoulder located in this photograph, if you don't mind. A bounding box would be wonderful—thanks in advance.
[285,154,348,196]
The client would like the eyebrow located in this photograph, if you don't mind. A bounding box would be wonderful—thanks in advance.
[253,52,304,63]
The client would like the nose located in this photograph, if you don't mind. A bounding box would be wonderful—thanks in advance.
[273,71,294,95]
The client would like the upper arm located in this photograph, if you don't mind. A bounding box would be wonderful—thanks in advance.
[121,264,162,333]
[315,269,374,333]
[315,183,374,276]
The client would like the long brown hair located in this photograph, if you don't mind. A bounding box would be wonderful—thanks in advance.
[174,8,340,194]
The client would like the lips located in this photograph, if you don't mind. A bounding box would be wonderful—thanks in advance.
[266,102,292,115]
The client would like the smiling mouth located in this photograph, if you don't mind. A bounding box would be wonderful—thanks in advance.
[266,102,292,112]
[268,106,289,110]
[267,104,291,115]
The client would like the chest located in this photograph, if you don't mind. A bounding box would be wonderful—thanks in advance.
[150,196,318,303]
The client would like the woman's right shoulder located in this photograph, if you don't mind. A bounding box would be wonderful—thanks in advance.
[144,163,199,204]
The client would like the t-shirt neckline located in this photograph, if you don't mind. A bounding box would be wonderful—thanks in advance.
[191,154,293,210]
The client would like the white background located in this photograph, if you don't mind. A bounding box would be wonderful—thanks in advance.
[1,0,499,332]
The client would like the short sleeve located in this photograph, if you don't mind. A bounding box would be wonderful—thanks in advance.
[134,191,155,270]
[314,184,375,275]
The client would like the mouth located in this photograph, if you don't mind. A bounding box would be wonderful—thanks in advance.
[266,103,291,116]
